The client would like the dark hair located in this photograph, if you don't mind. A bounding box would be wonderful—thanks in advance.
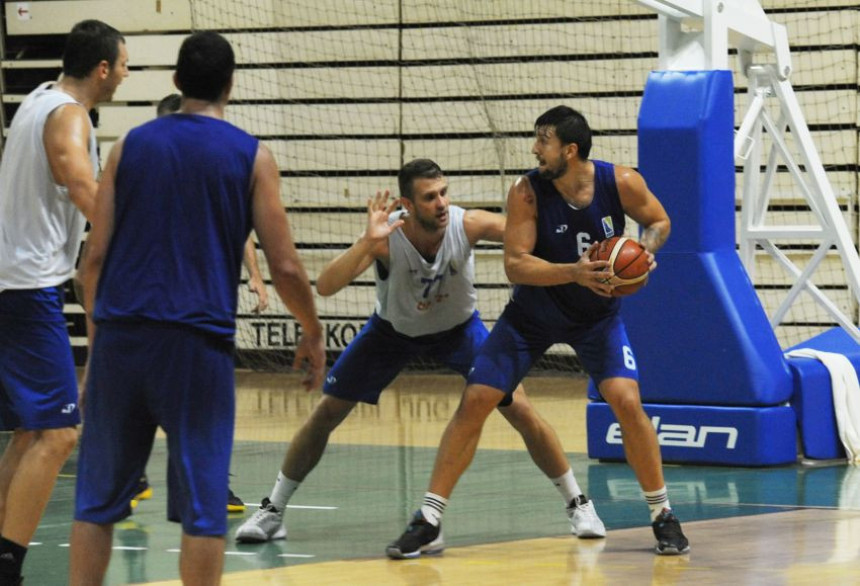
[534,106,592,160]
[156,93,181,117]
[175,31,235,102]
[62,20,125,79]
[398,159,444,200]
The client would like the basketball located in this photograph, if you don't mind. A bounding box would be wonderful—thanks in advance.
[589,236,650,297]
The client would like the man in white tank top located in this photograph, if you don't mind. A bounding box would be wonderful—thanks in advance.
[0,20,127,584]
[235,159,606,549]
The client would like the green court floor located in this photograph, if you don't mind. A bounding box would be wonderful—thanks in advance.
[23,439,859,584]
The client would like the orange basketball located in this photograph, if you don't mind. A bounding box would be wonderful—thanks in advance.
[589,236,650,297]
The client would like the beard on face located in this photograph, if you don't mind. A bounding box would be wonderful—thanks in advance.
[416,209,444,231]
[538,156,568,181]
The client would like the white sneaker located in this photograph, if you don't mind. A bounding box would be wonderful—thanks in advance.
[566,495,606,538]
[235,498,288,543]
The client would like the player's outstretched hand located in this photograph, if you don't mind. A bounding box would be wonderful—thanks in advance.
[293,329,326,391]
[365,190,404,241]
[247,275,269,314]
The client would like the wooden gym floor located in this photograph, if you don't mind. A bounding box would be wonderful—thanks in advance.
[23,372,860,585]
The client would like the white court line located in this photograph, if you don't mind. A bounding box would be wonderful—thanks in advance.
[28,542,41,547]
[36,522,74,529]
[168,548,315,559]
[224,551,259,556]
[244,503,337,511]
[63,544,319,558]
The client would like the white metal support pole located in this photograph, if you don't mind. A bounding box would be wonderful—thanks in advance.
[703,0,728,70]
[636,0,860,343]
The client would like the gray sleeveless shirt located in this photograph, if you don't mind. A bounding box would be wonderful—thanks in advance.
[375,205,477,336]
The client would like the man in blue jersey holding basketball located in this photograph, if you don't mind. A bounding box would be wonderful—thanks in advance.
[389,106,689,558]
[68,32,325,584]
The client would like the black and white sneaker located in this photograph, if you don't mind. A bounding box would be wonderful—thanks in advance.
[566,494,607,538]
[652,509,690,555]
[386,511,445,559]
[234,497,286,543]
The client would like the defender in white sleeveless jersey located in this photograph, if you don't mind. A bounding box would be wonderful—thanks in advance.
[376,203,475,336]
[235,159,605,549]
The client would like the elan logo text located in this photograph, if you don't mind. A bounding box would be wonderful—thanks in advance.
[605,416,738,449]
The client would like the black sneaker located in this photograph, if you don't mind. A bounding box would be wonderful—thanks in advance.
[134,475,152,501]
[385,511,445,559]
[227,488,246,513]
[652,509,690,555]
[0,558,23,585]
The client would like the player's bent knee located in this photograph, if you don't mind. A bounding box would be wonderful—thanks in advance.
[458,384,505,417]
[603,388,646,418]
[37,427,78,460]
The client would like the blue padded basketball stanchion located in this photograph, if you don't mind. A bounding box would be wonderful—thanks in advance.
[586,70,797,466]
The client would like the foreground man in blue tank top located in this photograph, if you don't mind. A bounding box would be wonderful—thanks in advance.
[389,106,690,557]
[69,32,325,584]
[235,158,605,549]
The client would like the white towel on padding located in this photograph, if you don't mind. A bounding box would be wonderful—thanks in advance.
[786,348,860,465]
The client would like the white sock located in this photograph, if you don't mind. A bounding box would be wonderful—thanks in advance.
[644,487,671,522]
[551,469,583,505]
[269,471,301,510]
[420,492,448,527]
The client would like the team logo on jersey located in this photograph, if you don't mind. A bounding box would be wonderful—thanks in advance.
[555,224,568,233]
[602,216,615,238]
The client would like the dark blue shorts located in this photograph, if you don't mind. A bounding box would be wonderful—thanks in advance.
[0,287,80,430]
[74,322,235,536]
[324,310,512,406]
[467,304,638,399]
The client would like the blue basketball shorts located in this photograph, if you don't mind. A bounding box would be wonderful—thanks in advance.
[74,322,235,536]
[467,304,638,400]
[0,286,81,430]
[323,310,512,406]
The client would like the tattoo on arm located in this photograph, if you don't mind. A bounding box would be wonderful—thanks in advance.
[640,225,666,253]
